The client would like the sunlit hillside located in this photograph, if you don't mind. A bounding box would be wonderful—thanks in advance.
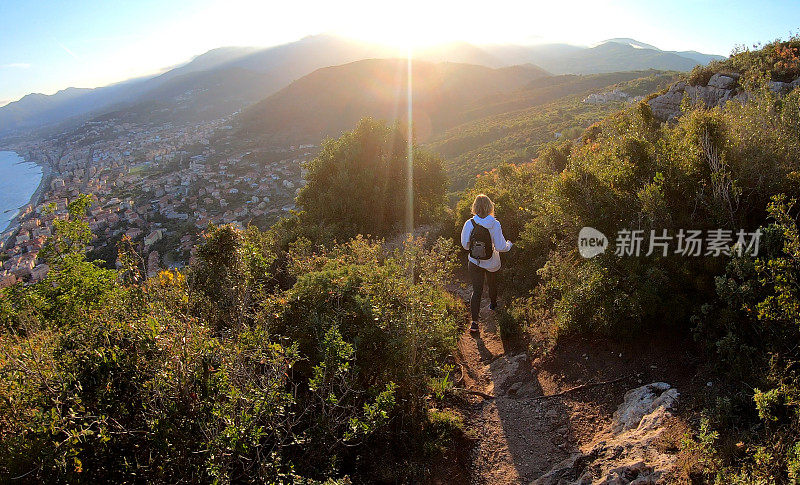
[238,59,549,144]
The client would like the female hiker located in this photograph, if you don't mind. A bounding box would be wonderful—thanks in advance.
[460,194,513,334]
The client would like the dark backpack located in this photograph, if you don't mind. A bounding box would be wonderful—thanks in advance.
[469,218,493,260]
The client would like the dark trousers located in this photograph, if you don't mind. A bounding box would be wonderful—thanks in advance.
[469,262,498,321]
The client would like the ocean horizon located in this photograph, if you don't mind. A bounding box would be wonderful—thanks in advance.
[0,151,43,236]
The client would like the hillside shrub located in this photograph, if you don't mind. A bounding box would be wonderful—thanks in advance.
[296,118,448,242]
[0,198,462,483]
[448,37,800,481]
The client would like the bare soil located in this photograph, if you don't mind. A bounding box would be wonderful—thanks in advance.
[436,281,708,484]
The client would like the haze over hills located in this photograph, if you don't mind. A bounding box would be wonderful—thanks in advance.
[482,37,726,73]
[0,35,384,135]
[234,58,684,191]
[429,71,681,188]
[237,59,549,145]
[0,35,724,138]
[0,81,145,135]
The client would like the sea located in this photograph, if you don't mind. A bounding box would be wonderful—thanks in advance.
[0,151,43,235]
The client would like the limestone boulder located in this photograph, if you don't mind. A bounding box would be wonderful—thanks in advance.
[534,382,681,485]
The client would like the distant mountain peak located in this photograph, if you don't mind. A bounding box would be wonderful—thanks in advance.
[597,38,661,51]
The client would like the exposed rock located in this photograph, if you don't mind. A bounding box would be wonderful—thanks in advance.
[534,383,680,485]
[488,352,529,395]
[646,73,800,122]
[646,82,685,122]
[613,382,679,433]
[686,84,733,109]
[770,81,792,95]
[707,73,737,90]
[647,81,740,122]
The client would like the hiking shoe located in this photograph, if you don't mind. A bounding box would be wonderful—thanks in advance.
[469,321,480,334]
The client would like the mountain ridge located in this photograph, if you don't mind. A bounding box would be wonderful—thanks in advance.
[237,58,551,145]
[0,35,724,137]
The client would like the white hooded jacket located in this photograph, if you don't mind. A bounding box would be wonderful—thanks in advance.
[460,214,513,272]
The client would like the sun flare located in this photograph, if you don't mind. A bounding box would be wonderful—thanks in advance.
[327,6,469,49]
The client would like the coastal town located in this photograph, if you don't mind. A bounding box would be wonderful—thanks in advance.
[0,116,314,288]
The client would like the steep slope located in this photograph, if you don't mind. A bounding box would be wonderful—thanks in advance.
[237,59,550,145]
[0,88,91,125]
[452,281,694,484]
[0,81,148,134]
[428,71,681,188]
[154,46,261,80]
[0,35,390,135]
[97,67,275,124]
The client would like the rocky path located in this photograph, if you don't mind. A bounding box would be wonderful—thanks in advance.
[452,285,687,484]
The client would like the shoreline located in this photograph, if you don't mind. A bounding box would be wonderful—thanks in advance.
[0,150,52,248]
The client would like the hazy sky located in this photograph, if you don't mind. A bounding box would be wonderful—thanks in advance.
[0,0,798,105]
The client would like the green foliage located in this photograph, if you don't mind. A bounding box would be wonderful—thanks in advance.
[455,50,800,338]
[681,416,721,472]
[267,235,459,397]
[296,118,448,242]
[727,36,800,84]
[1,194,119,334]
[671,195,800,481]
[190,224,277,331]
[445,39,800,479]
[687,63,718,86]
[1,214,300,482]
[427,364,455,401]
[0,189,462,483]
[422,408,469,457]
[41,194,93,261]
[263,235,461,480]
[494,307,522,344]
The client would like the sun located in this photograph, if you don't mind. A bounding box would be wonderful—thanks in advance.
[341,24,461,50]
[329,3,473,49]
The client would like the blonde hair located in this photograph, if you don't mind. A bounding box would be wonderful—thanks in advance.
[471,194,495,218]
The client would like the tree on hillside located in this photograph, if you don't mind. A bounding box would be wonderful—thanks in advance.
[296,118,448,241]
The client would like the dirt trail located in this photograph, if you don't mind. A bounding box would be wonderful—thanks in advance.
[454,285,577,483]
[451,283,695,484]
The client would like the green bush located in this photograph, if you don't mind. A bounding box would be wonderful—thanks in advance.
[0,196,463,482]
[445,37,800,481]
[455,48,800,339]
[687,64,717,86]
[689,196,800,481]
[296,118,448,242]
